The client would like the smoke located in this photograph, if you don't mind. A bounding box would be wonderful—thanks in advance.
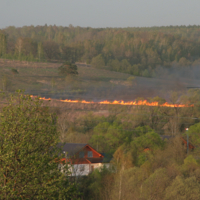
[80,65,200,102]
[28,65,200,102]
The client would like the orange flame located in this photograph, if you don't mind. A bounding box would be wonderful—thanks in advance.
[30,95,194,107]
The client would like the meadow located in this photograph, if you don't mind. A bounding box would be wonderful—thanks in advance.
[1,59,199,104]
[0,59,131,99]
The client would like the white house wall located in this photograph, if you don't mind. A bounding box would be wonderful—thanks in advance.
[71,164,90,176]
[70,163,110,176]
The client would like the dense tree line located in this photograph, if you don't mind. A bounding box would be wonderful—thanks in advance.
[1,25,200,77]
[56,90,200,199]
[58,90,200,153]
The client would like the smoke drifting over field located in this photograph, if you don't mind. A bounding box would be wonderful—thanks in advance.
[40,65,200,103]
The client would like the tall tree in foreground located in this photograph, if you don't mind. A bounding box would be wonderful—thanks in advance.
[0,92,77,199]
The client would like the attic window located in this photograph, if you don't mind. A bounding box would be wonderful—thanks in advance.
[79,151,84,158]
[88,151,93,157]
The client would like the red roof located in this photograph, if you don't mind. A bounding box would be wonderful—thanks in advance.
[58,143,104,164]
[181,137,194,149]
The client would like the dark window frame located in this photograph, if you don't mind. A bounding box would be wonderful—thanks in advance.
[88,151,93,158]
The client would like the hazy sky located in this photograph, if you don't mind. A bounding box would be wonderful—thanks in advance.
[0,0,200,28]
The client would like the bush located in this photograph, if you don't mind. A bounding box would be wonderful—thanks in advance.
[58,61,78,76]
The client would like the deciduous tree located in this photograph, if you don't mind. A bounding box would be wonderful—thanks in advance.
[0,92,77,199]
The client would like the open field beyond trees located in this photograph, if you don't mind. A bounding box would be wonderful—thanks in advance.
[1,58,200,102]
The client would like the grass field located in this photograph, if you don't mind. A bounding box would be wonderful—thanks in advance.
[0,59,131,100]
[1,59,199,102]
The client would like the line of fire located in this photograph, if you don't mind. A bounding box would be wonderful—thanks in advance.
[30,95,194,108]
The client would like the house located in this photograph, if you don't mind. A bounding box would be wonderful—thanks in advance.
[58,143,109,176]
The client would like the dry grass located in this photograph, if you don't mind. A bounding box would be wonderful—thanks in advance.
[0,59,60,68]
[0,59,131,99]
[0,59,132,118]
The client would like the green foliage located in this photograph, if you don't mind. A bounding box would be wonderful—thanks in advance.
[0,31,7,57]
[90,120,132,154]
[0,92,77,199]
[126,76,135,82]
[181,155,199,176]
[142,69,150,77]
[183,155,198,166]
[58,61,78,76]
[129,126,164,166]
[188,122,200,134]
[141,168,170,200]
[15,37,37,59]
[108,59,121,71]
[37,42,44,60]
[107,59,132,73]
[91,54,105,68]
[131,126,164,151]
[112,144,134,170]
[86,136,200,200]
[77,112,105,133]
[53,96,200,199]
[79,166,113,200]
[3,25,200,76]
[165,176,200,200]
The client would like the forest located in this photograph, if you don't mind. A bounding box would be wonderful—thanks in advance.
[1,24,200,199]
[1,25,200,77]
[2,89,200,199]
[53,90,200,200]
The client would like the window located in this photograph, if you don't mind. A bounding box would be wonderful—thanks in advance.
[88,151,93,157]
[79,151,84,158]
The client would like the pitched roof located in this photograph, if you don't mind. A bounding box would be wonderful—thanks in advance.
[58,143,87,156]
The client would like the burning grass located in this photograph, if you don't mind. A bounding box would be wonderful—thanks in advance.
[33,95,194,108]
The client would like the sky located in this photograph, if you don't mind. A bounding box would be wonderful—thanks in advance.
[0,0,200,28]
